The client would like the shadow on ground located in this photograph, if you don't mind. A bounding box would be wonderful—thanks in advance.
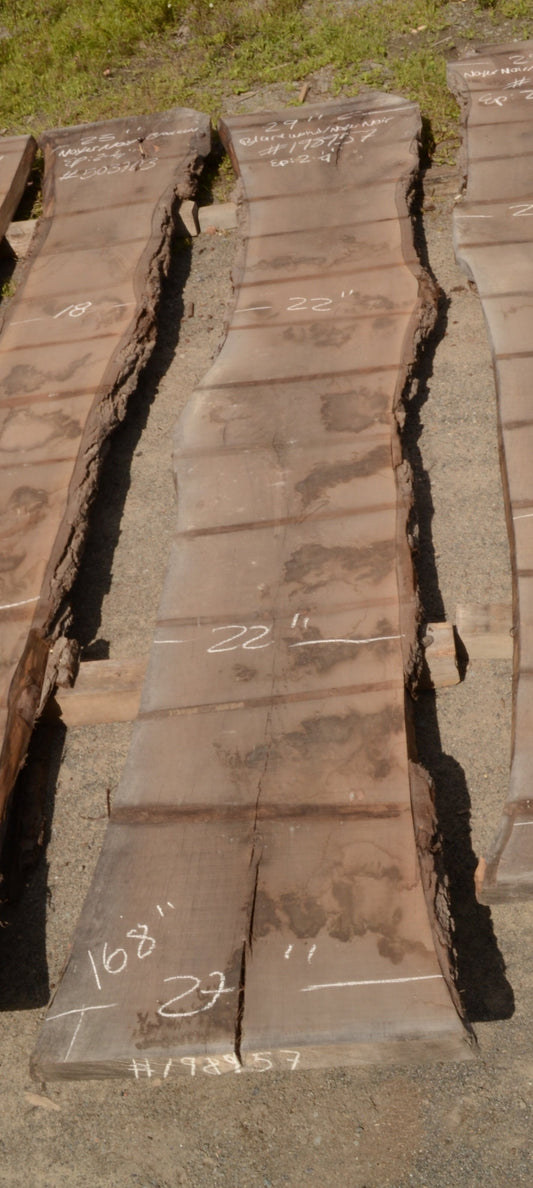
[0,724,64,1010]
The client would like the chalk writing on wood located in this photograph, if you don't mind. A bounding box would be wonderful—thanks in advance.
[126,1050,302,1080]
[31,96,471,1081]
[53,124,202,182]
[0,107,211,873]
[153,617,403,655]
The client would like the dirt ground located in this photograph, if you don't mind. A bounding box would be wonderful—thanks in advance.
[0,99,532,1185]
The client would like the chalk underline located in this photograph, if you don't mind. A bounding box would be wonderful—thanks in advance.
[301,974,443,992]
[0,595,39,611]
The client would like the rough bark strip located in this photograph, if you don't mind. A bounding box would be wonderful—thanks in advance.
[0,136,37,241]
[0,108,211,861]
[32,97,471,1081]
[449,43,533,901]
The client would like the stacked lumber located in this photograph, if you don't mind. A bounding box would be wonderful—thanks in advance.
[32,96,472,1080]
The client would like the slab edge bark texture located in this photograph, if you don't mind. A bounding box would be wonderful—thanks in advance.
[0,109,211,864]
[31,96,472,1082]
[449,42,533,902]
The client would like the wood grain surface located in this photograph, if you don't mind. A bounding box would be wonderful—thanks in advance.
[0,109,211,859]
[32,96,472,1080]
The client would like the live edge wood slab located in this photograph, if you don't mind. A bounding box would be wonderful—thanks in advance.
[449,43,533,902]
[0,109,211,860]
[32,96,473,1081]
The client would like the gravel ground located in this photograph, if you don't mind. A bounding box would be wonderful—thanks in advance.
[0,127,531,1186]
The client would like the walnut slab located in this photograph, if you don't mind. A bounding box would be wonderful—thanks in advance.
[32,97,472,1080]
[0,109,211,860]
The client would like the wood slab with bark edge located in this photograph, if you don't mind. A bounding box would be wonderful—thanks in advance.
[32,96,472,1082]
[0,109,211,863]
[449,43,533,902]
[0,136,36,242]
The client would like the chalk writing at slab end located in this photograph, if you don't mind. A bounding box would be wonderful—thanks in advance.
[58,160,158,183]
[462,52,533,82]
[451,48,533,114]
[51,120,204,183]
[234,107,413,167]
[126,1050,302,1080]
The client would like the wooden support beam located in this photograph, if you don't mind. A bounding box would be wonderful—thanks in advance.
[423,622,460,688]
[45,658,147,727]
[3,217,38,260]
[455,603,513,662]
[0,135,36,241]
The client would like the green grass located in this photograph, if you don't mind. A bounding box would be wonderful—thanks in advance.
[0,0,532,163]
[0,278,15,301]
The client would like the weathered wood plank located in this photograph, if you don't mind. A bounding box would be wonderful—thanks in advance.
[0,109,211,860]
[1,218,38,262]
[46,658,146,726]
[455,602,513,661]
[0,136,36,241]
[422,622,460,687]
[215,101,469,1063]
[240,814,464,1067]
[32,96,472,1080]
[33,821,254,1080]
[449,43,533,901]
